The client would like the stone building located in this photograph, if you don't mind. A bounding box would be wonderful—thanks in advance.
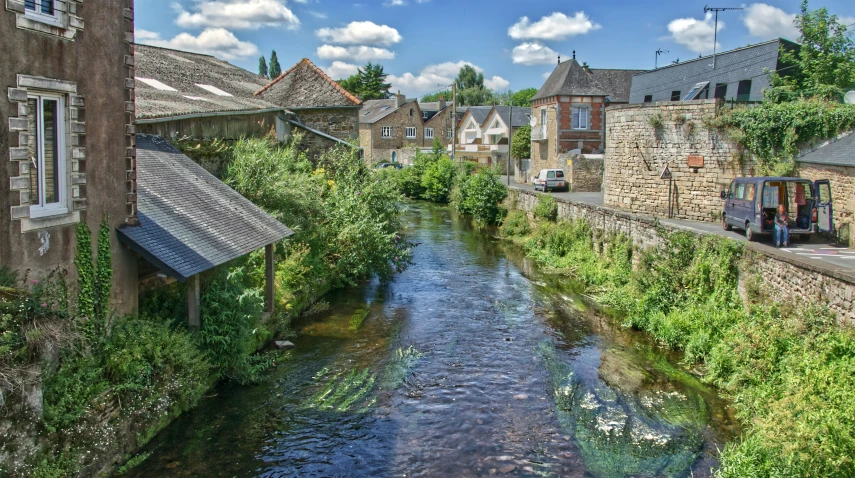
[359,94,425,165]
[531,55,642,174]
[423,101,455,149]
[629,39,798,104]
[254,58,362,146]
[603,100,749,222]
[797,131,855,246]
[1,0,138,312]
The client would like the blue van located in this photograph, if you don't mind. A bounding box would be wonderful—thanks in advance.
[720,177,833,241]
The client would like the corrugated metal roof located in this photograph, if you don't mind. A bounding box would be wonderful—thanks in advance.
[533,59,643,102]
[117,135,293,281]
[798,131,855,168]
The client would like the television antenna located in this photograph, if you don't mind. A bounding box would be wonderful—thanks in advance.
[704,5,743,69]
[655,49,669,69]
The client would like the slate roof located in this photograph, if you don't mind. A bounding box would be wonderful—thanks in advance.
[491,106,532,128]
[134,44,279,120]
[254,58,362,108]
[797,131,855,167]
[359,98,419,124]
[533,59,644,102]
[460,106,493,127]
[117,135,293,281]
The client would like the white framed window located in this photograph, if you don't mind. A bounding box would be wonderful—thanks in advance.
[406,127,417,138]
[572,107,589,130]
[422,112,429,120]
[425,128,434,139]
[381,126,392,138]
[447,130,453,139]
[24,0,63,27]
[27,93,68,218]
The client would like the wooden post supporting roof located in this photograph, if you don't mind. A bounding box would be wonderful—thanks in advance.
[188,274,200,328]
[265,243,275,314]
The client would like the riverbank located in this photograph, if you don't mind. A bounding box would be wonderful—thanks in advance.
[502,190,855,477]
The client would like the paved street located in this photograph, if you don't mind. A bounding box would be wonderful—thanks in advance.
[501,176,855,272]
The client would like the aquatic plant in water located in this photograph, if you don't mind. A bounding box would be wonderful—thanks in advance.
[349,308,369,330]
[304,367,377,413]
[381,346,424,390]
[538,342,706,478]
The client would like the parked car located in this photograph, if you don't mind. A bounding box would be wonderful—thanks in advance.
[375,162,403,169]
[533,169,568,192]
[720,177,833,242]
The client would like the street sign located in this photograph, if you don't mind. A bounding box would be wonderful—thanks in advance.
[659,165,672,180]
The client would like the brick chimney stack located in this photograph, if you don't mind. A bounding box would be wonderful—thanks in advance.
[438,94,446,110]
[395,90,406,107]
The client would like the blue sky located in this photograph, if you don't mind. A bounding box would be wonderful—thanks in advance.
[135,0,855,98]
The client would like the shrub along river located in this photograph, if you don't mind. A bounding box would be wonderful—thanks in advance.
[127,203,739,477]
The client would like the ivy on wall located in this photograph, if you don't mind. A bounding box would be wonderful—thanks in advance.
[74,215,112,338]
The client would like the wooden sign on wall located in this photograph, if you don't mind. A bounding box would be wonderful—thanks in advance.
[687,155,704,168]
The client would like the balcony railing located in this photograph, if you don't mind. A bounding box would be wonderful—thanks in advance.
[531,126,548,141]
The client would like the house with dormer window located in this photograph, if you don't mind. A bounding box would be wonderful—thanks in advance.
[358,93,425,165]
[452,106,531,165]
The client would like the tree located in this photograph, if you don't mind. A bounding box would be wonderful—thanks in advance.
[769,1,855,101]
[510,88,539,107]
[421,90,452,102]
[457,87,494,106]
[269,50,282,79]
[455,65,485,90]
[258,55,269,79]
[357,62,392,100]
[511,125,531,160]
[338,75,361,96]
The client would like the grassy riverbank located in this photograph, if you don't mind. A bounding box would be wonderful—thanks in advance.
[501,197,855,477]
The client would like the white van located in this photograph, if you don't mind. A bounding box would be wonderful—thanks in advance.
[532,169,567,192]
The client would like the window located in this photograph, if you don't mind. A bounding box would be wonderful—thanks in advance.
[392,151,398,163]
[736,80,752,101]
[425,128,434,139]
[572,107,588,130]
[447,130,453,139]
[643,95,653,103]
[670,91,681,101]
[24,0,61,26]
[406,127,417,138]
[683,81,710,100]
[409,108,414,117]
[27,93,67,218]
[714,83,728,99]
[381,126,392,138]
[547,171,556,179]
[423,112,429,120]
[540,108,547,136]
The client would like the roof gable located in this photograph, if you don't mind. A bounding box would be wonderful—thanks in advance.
[255,58,361,108]
[534,59,644,102]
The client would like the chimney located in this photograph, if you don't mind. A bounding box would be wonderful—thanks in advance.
[438,94,446,110]
[582,62,591,73]
[395,90,406,108]
[573,50,576,60]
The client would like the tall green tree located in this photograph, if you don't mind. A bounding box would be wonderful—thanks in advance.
[358,62,392,100]
[269,50,282,79]
[454,65,494,106]
[769,1,855,101]
[338,75,361,96]
[455,65,485,90]
[510,88,539,107]
[258,55,269,79]
[511,125,531,160]
[421,90,452,102]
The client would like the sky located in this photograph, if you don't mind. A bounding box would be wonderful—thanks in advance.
[134,0,855,98]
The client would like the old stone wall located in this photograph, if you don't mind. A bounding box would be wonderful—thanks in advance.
[509,188,855,324]
[294,107,359,142]
[424,106,453,149]
[361,101,424,165]
[530,106,557,174]
[565,154,604,192]
[797,162,855,246]
[604,100,750,222]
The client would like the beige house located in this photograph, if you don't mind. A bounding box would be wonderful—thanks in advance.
[359,94,426,165]
[452,106,531,166]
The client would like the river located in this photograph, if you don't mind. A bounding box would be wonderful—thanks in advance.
[127,202,739,478]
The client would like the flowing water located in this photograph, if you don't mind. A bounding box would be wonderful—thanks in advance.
[127,203,739,478]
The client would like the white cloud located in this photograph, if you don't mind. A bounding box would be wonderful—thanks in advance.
[484,76,510,91]
[317,44,395,61]
[508,12,600,40]
[743,4,798,39]
[308,11,327,19]
[324,61,360,79]
[511,42,565,66]
[175,0,300,30]
[387,61,482,96]
[141,28,259,60]
[384,0,405,5]
[668,12,721,53]
[316,21,402,46]
[135,29,161,40]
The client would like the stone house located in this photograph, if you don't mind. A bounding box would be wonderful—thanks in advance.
[453,106,531,166]
[359,94,425,165]
[629,39,799,104]
[254,58,362,151]
[531,54,642,174]
[797,131,855,246]
[422,101,455,149]
[1,0,139,312]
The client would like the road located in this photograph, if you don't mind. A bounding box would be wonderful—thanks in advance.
[501,176,855,272]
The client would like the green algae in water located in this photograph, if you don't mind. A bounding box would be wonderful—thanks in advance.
[304,368,377,413]
[538,342,707,478]
[349,308,369,330]
[381,346,424,390]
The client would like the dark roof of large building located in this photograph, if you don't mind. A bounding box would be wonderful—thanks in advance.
[533,59,644,102]
[461,106,493,126]
[491,106,532,128]
[254,58,361,108]
[134,44,279,120]
[798,131,855,167]
[359,98,419,124]
[117,135,293,282]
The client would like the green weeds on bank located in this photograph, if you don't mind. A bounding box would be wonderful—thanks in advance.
[501,208,855,477]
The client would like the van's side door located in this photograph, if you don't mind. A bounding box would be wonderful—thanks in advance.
[724,182,737,225]
[815,180,834,232]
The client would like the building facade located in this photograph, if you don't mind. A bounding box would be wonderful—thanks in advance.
[797,131,855,247]
[359,94,425,165]
[628,39,798,104]
[453,106,531,165]
[1,0,138,312]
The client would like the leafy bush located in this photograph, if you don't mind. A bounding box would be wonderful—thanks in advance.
[420,156,456,203]
[500,211,530,237]
[533,194,558,222]
[453,167,508,225]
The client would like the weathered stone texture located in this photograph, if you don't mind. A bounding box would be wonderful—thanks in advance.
[604,100,751,222]
[360,101,424,165]
[798,163,855,246]
[294,107,359,142]
[564,153,604,192]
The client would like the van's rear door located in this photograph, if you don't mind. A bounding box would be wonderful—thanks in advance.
[815,180,834,233]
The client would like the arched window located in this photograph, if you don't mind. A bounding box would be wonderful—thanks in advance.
[392,151,398,163]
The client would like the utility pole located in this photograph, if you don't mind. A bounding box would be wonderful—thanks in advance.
[451,83,457,163]
[655,49,669,69]
[704,5,743,69]
[507,104,512,186]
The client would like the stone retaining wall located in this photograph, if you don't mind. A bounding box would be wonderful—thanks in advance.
[509,188,855,324]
